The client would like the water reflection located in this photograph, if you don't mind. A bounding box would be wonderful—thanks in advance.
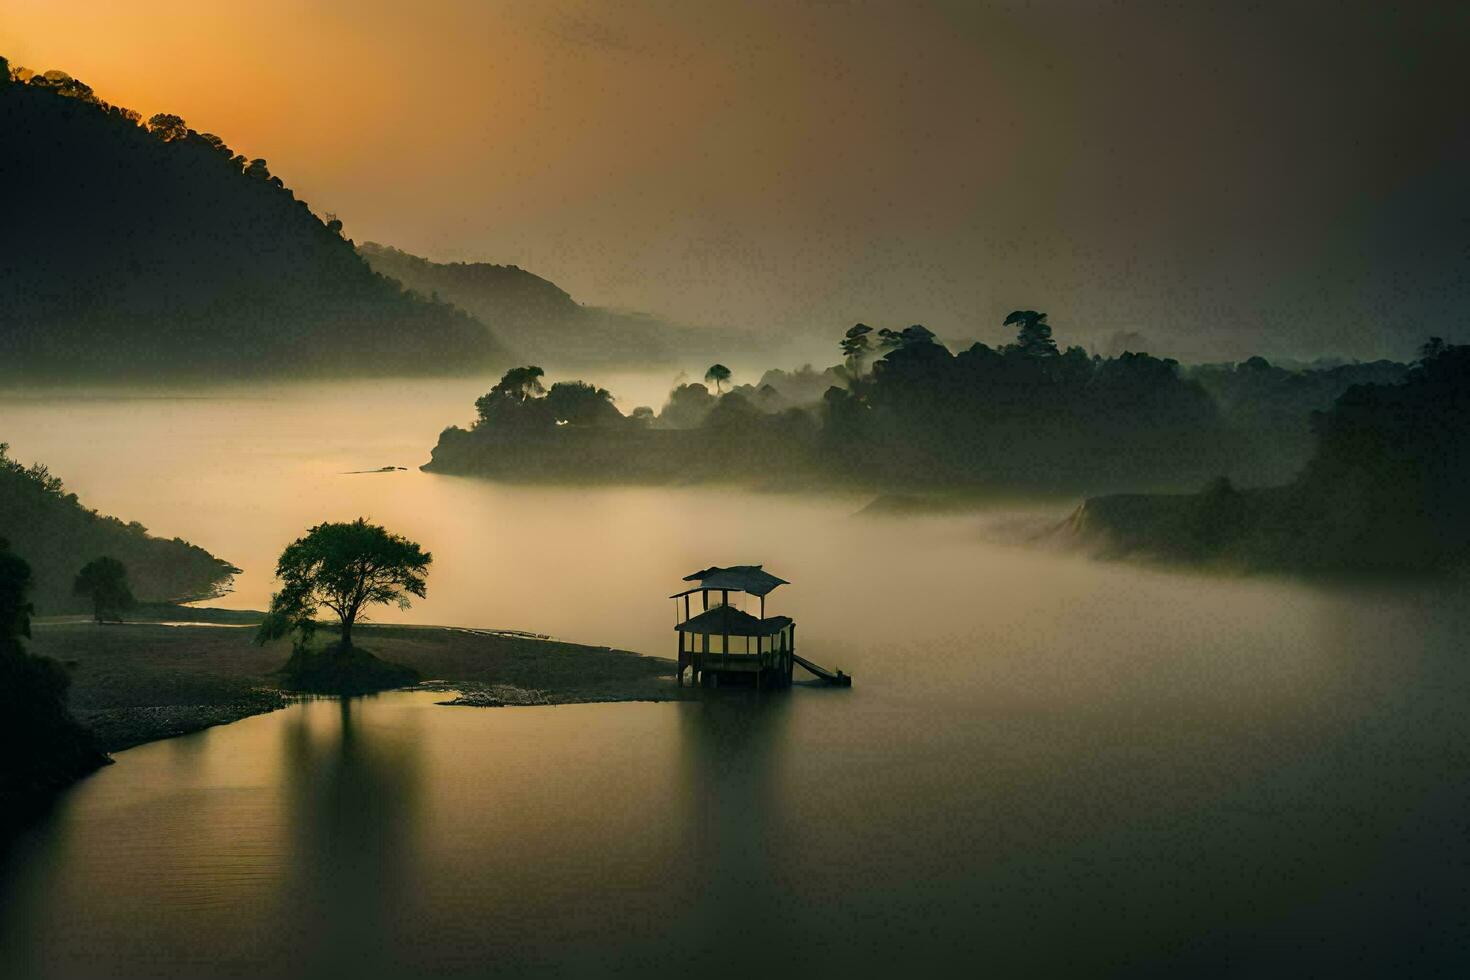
[276,697,424,979]
[674,693,802,968]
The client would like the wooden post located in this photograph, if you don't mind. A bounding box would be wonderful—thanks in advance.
[684,594,690,623]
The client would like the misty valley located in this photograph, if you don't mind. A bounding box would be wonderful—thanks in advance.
[3,18,1469,980]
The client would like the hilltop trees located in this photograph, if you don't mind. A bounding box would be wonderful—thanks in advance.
[1004,310,1059,357]
[840,324,874,380]
[821,312,1223,488]
[73,557,136,624]
[545,381,622,426]
[427,307,1432,501]
[1075,339,1470,573]
[704,364,732,393]
[660,383,717,428]
[145,112,188,141]
[0,56,507,380]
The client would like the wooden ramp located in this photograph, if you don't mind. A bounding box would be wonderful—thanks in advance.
[793,653,852,686]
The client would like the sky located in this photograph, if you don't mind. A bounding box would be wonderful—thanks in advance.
[3,0,1466,362]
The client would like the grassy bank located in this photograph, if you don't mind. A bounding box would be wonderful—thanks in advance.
[30,619,682,753]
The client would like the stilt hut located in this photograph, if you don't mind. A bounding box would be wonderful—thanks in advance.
[672,565,795,689]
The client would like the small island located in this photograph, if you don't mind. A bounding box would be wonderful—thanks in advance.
[424,317,1412,498]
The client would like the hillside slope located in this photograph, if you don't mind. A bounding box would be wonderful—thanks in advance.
[0,63,508,380]
[0,443,236,615]
[359,242,739,369]
[1067,343,1470,575]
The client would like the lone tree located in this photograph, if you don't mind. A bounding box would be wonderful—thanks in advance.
[1004,310,1058,357]
[704,363,732,394]
[256,519,431,650]
[72,557,135,624]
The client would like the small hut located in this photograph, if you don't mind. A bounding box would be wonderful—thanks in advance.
[672,565,795,688]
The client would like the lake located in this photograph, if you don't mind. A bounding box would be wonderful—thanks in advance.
[2,379,1468,976]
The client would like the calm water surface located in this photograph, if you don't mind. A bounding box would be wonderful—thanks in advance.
[2,380,1468,976]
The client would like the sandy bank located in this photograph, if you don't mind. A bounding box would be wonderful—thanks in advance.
[29,619,683,754]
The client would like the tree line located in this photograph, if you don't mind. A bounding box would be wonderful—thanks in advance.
[430,311,1419,493]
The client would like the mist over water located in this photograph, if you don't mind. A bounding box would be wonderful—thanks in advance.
[3,379,1468,974]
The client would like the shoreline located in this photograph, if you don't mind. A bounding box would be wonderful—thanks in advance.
[29,618,686,758]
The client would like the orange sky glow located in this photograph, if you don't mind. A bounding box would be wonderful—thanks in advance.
[3,1,1465,360]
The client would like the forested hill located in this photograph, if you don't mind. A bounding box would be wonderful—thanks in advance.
[358,242,745,369]
[0,444,237,614]
[0,61,508,380]
[1069,341,1470,574]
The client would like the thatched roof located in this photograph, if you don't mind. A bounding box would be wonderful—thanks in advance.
[673,564,788,597]
[675,605,793,637]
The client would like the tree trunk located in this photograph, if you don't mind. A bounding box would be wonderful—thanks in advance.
[339,613,354,649]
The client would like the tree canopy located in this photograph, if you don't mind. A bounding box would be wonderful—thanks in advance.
[72,556,135,624]
[545,380,621,426]
[256,519,431,649]
[704,363,732,393]
[1004,310,1059,357]
[840,324,874,379]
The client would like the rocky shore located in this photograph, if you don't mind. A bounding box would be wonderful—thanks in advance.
[74,692,291,753]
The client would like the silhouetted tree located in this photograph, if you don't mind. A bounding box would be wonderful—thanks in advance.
[256,519,431,650]
[1,538,104,805]
[72,556,135,624]
[705,363,732,393]
[545,380,622,426]
[704,390,761,428]
[660,382,717,428]
[494,366,547,402]
[0,539,32,645]
[1005,310,1058,357]
[197,132,232,156]
[145,112,188,142]
[840,324,874,379]
[877,324,937,351]
[474,365,549,428]
[1420,337,1447,360]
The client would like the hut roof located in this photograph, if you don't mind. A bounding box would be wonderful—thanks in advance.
[673,564,788,597]
[675,605,793,637]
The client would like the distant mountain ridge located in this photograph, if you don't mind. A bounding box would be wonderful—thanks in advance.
[0,60,509,380]
[358,242,748,369]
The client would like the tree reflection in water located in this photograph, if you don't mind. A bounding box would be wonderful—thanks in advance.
[277,695,424,979]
